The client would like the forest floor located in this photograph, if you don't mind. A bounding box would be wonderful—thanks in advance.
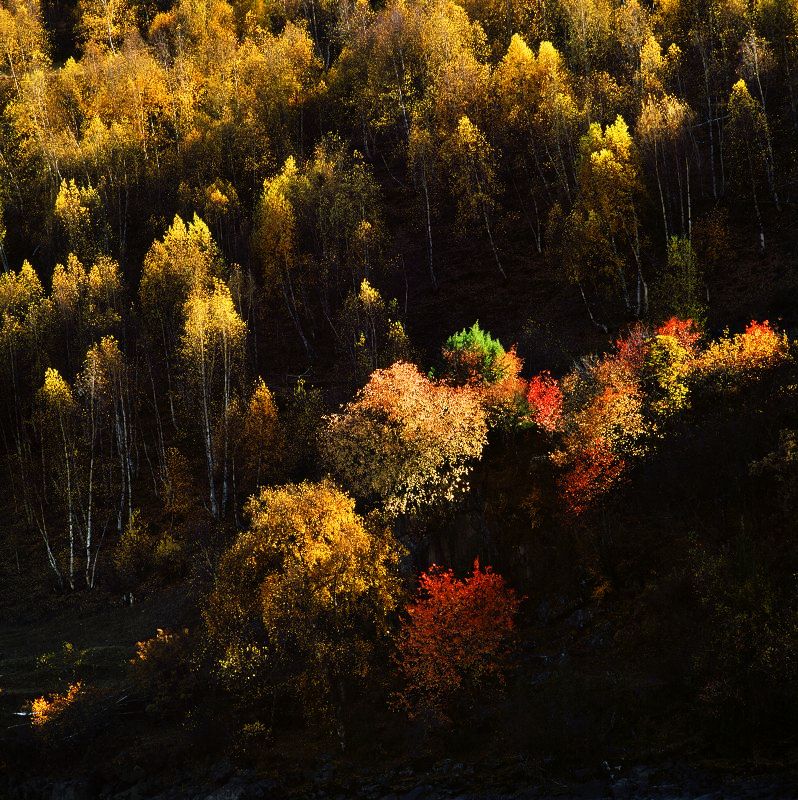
[0,586,189,722]
[2,575,797,799]
[350,196,798,390]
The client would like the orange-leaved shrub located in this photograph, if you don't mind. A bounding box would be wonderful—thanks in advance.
[553,322,659,514]
[552,318,789,514]
[656,317,702,354]
[131,627,196,715]
[479,347,529,427]
[554,342,645,513]
[697,320,789,384]
[30,682,82,727]
[557,439,626,516]
[441,323,528,428]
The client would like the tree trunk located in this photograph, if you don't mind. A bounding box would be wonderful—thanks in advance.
[577,281,608,333]
[60,416,75,591]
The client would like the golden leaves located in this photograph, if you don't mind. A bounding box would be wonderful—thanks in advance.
[30,682,82,727]
[181,278,246,360]
[206,480,403,720]
[322,361,488,516]
[40,366,75,412]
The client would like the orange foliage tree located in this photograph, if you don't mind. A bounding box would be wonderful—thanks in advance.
[441,322,528,427]
[655,317,701,353]
[479,347,528,427]
[395,559,520,723]
[557,439,626,516]
[322,362,488,517]
[554,326,648,514]
[553,318,788,514]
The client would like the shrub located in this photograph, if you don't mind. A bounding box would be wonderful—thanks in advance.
[697,320,789,387]
[480,347,529,429]
[396,559,520,723]
[132,628,195,715]
[153,533,183,579]
[644,333,691,416]
[656,317,701,354]
[113,510,152,586]
[652,236,706,324]
[557,439,626,516]
[283,377,325,477]
[31,682,82,727]
[526,371,563,432]
[690,535,798,739]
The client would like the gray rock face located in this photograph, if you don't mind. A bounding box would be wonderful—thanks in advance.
[5,762,798,800]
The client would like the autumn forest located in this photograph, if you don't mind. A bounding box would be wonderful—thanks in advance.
[1,0,797,796]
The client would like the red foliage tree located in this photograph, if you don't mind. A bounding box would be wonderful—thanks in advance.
[395,559,520,723]
[558,438,626,515]
[656,317,701,354]
[526,370,563,432]
[614,322,649,376]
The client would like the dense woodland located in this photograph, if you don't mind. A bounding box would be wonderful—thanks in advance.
[1,0,798,794]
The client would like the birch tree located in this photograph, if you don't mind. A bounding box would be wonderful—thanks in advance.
[180,278,246,519]
[37,367,78,589]
[726,79,775,251]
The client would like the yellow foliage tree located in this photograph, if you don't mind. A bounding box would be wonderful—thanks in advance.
[181,278,246,518]
[492,36,581,202]
[444,115,504,277]
[0,0,49,90]
[37,367,78,589]
[77,0,135,53]
[205,479,403,740]
[637,94,692,245]
[230,377,286,498]
[141,214,222,425]
[554,116,647,323]
[338,279,411,385]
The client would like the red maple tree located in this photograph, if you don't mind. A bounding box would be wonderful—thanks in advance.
[558,438,626,516]
[656,317,701,354]
[526,370,563,432]
[395,559,520,722]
